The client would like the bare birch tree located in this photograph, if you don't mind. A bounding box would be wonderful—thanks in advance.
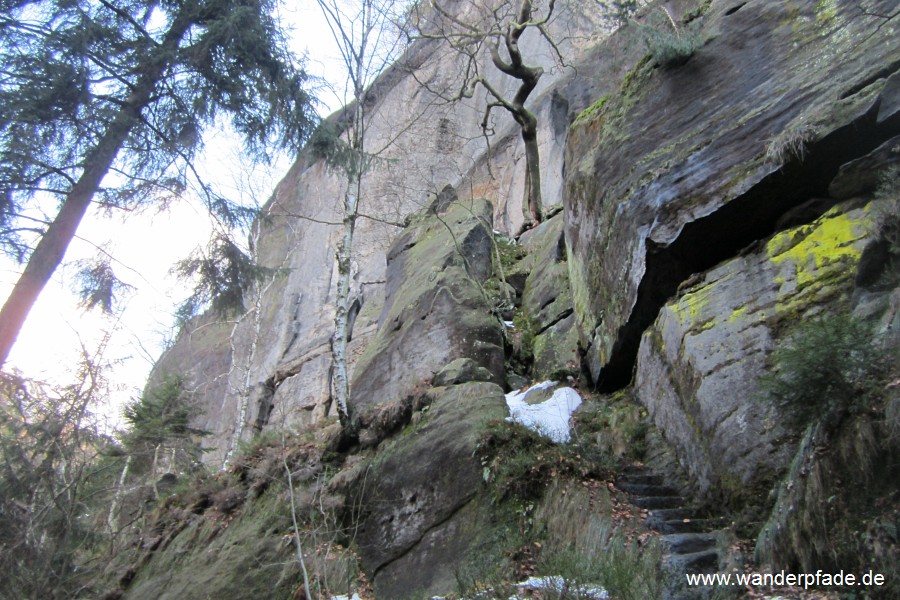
[311,0,407,435]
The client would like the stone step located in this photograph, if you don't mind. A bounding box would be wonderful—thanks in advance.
[660,533,717,554]
[616,468,664,487]
[618,474,665,487]
[648,507,693,521]
[648,517,711,534]
[633,495,685,509]
[620,465,649,474]
[616,481,679,496]
[664,549,719,574]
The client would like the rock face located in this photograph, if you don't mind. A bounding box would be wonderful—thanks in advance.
[432,357,495,387]
[518,214,580,379]
[635,203,871,498]
[345,199,508,596]
[356,381,507,597]
[153,1,619,465]
[566,0,900,390]
[350,198,504,410]
[126,2,900,598]
[148,314,234,439]
[563,0,900,501]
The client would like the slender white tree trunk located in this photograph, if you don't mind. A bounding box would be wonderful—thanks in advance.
[107,454,132,536]
[223,225,269,469]
[151,444,160,499]
[331,155,362,431]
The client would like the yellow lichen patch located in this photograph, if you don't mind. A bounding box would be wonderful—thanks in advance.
[814,0,838,25]
[728,305,749,324]
[766,206,867,290]
[666,206,869,340]
[671,282,714,326]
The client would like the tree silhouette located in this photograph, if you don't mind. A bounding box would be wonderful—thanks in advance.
[0,0,316,367]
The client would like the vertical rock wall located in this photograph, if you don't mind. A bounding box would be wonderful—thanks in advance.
[566,0,900,387]
[565,0,900,496]
[153,0,621,465]
[636,203,872,498]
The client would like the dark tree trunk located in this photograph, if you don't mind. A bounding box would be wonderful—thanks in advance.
[0,16,193,367]
[487,0,546,226]
[520,115,543,224]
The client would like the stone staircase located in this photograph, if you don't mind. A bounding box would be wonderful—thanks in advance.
[616,466,722,599]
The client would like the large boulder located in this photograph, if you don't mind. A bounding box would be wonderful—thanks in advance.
[635,203,872,498]
[566,0,900,389]
[354,381,508,597]
[350,198,504,410]
[432,357,494,387]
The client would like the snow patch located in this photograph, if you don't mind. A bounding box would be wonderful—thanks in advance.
[431,575,608,599]
[516,576,609,598]
[504,381,582,443]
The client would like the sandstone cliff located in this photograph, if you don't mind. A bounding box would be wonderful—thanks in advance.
[153,0,618,466]
[128,1,900,598]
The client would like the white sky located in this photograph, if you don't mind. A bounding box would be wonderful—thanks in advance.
[0,1,348,430]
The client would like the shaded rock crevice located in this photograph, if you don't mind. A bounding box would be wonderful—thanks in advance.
[634,201,873,500]
[251,377,276,431]
[839,58,900,101]
[597,93,900,391]
[535,307,574,336]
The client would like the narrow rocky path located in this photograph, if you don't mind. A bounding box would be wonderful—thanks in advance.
[616,466,722,599]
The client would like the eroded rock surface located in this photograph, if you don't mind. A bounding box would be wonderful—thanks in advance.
[635,203,871,498]
[350,198,504,410]
[153,1,622,464]
[355,381,507,597]
[566,0,900,389]
[519,214,580,379]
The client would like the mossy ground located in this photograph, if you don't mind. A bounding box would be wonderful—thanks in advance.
[101,423,371,600]
[447,407,662,600]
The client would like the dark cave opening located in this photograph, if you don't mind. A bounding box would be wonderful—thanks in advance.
[595,100,900,392]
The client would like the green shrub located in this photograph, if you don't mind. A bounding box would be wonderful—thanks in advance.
[591,537,665,600]
[512,310,535,354]
[234,428,283,461]
[571,393,648,465]
[760,313,885,428]
[476,420,613,505]
[477,420,560,503]
[452,521,664,600]
[684,0,713,22]
[124,376,206,445]
[122,375,208,478]
[494,233,527,272]
[639,8,705,68]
